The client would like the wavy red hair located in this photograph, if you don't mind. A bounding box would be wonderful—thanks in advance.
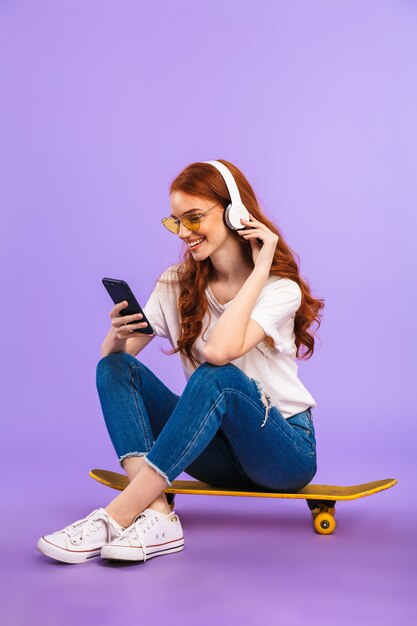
[157,159,325,370]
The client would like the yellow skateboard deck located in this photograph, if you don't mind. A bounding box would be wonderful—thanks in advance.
[90,468,397,535]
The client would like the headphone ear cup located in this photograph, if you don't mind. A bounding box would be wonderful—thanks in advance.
[223,204,233,229]
[224,204,249,230]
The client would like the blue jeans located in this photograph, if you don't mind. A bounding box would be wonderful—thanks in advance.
[95,352,317,492]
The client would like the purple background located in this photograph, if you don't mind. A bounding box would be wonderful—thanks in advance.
[1,1,416,625]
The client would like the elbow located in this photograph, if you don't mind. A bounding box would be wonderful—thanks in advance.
[202,346,230,366]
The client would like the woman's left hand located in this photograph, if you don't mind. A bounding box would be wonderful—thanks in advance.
[238,212,279,270]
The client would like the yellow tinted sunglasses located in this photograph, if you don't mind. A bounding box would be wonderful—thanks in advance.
[161,203,219,234]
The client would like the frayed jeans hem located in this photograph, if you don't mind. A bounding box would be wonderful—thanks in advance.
[143,455,173,487]
[118,451,147,468]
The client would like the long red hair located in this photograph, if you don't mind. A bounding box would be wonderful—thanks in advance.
[157,159,325,370]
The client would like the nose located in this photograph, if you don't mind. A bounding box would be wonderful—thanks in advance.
[178,221,193,239]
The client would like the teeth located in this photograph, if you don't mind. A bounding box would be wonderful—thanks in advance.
[188,237,205,248]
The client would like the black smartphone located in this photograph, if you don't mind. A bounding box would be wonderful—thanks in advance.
[102,277,154,335]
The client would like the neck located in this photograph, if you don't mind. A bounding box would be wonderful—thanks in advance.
[208,238,254,285]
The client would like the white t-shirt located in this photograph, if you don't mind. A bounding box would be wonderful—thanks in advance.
[142,263,316,419]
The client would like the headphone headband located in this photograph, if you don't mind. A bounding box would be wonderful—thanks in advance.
[202,160,243,206]
[200,159,249,230]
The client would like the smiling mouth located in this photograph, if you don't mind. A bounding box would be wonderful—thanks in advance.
[187,237,206,249]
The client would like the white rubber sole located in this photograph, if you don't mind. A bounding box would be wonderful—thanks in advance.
[100,537,185,562]
[37,537,102,564]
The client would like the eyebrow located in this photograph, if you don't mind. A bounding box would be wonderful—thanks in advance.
[170,208,203,219]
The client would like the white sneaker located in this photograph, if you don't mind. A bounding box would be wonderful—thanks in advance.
[100,508,185,562]
[37,507,126,564]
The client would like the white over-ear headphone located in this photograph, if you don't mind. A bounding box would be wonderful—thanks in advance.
[202,160,250,230]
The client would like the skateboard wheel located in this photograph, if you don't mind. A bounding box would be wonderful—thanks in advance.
[314,512,336,535]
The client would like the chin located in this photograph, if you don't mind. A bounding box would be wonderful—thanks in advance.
[192,251,210,260]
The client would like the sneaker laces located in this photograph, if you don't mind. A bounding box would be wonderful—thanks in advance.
[118,512,155,562]
[60,509,110,542]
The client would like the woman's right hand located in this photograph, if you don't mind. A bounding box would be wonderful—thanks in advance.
[110,301,149,339]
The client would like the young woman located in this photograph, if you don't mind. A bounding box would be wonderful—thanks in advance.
[37,159,324,565]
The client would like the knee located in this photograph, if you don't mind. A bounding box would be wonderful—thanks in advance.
[96,351,139,387]
[195,361,218,374]
[193,360,230,376]
[191,360,241,385]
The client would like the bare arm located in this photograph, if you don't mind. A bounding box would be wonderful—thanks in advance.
[203,265,270,362]
[203,211,279,363]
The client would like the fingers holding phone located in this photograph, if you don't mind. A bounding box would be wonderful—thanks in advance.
[102,278,154,336]
[110,301,149,339]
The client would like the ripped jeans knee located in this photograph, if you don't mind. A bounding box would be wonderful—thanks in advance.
[251,378,272,428]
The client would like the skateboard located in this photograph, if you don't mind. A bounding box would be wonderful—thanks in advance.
[90,468,397,535]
